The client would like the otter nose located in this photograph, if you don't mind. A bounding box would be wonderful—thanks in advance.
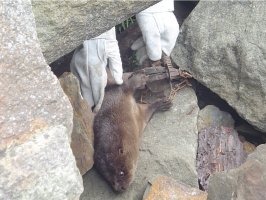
[117,185,126,192]
[113,183,126,192]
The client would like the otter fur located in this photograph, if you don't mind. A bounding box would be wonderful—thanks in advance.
[93,73,172,192]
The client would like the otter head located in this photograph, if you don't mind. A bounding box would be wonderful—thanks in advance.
[94,146,138,192]
[126,72,147,90]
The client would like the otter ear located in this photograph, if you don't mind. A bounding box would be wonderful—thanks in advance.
[118,148,124,155]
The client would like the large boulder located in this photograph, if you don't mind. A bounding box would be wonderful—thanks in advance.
[59,73,94,175]
[81,87,199,199]
[208,143,266,200]
[31,0,158,63]
[0,0,83,199]
[172,1,266,132]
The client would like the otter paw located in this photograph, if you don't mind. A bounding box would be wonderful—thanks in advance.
[154,99,173,111]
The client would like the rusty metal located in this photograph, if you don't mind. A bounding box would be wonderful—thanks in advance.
[131,62,193,102]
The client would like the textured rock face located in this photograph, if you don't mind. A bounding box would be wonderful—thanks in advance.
[197,105,235,132]
[0,0,83,199]
[208,144,266,200]
[32,0,158,63]
[59,72,94,175]
[81,87,199,200]
[0,126,82,200]
[242,140,256,155]
[172,1,266,132]
[197,126,247,191]
[143,176,207,200]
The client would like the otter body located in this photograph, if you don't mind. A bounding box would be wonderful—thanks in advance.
[93,73,171,192]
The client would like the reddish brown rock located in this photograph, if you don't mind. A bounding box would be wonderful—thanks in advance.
[197,126,247,190]
[59,72,94,175]
[143,176,207,200]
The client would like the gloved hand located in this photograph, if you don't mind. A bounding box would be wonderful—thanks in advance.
[70,27,123,113]
[132,0,179,67]
[131,37,148,65]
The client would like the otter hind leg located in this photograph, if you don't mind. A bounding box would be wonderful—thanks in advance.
[140,98,172,125]
[150,98,172,113]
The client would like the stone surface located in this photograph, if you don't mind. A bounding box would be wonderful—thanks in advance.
[0,0,83,199]
[32,0,158,63]
[197,126,247,191]
[0,126,83,200]
[59,72,94,175]
[172,1,266,132]
[243,141,256,155]
[143,176,207,200]
[197,105,235,132]
[81,87,199,199]
[208,144,266,200]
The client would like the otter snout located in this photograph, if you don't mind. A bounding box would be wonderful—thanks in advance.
[112,182,127,192]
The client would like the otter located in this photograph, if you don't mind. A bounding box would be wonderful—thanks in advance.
[93,72,172,192]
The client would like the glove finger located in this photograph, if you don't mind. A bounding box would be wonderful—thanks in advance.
[136,46,148,65]
[131,37,145,51]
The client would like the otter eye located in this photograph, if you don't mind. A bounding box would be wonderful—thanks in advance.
[118,148,123,154]
[119,170,125,177]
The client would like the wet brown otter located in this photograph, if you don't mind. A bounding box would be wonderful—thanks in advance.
[93,73,172,192]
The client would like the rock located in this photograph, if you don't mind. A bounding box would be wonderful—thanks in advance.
[31,0,158,63]
[81,87,199,199]
[59,72,94,175]
[243,141,256,155]
[172,1,266,132]
[208,144,266,200]
[0,1,83,199]
[197,126,247,191]
[0,126,83,200]
[143,176,207,200]
[197,105,235,132]
[140,87,199,188]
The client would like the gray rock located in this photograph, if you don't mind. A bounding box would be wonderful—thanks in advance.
[198,105,235,132]
[0,126,83,200]
[81,87,199,199]
[32,0,158,63]
[172,1,266,132]
[0,0,83,199]
[208,144,266,200]
[59,72,94,175]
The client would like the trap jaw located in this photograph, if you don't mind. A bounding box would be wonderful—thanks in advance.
[130,58,193,103]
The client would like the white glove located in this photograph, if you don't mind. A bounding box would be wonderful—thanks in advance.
[131,37,148,65]
[70,27,123,113]
[135,0,179,62]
